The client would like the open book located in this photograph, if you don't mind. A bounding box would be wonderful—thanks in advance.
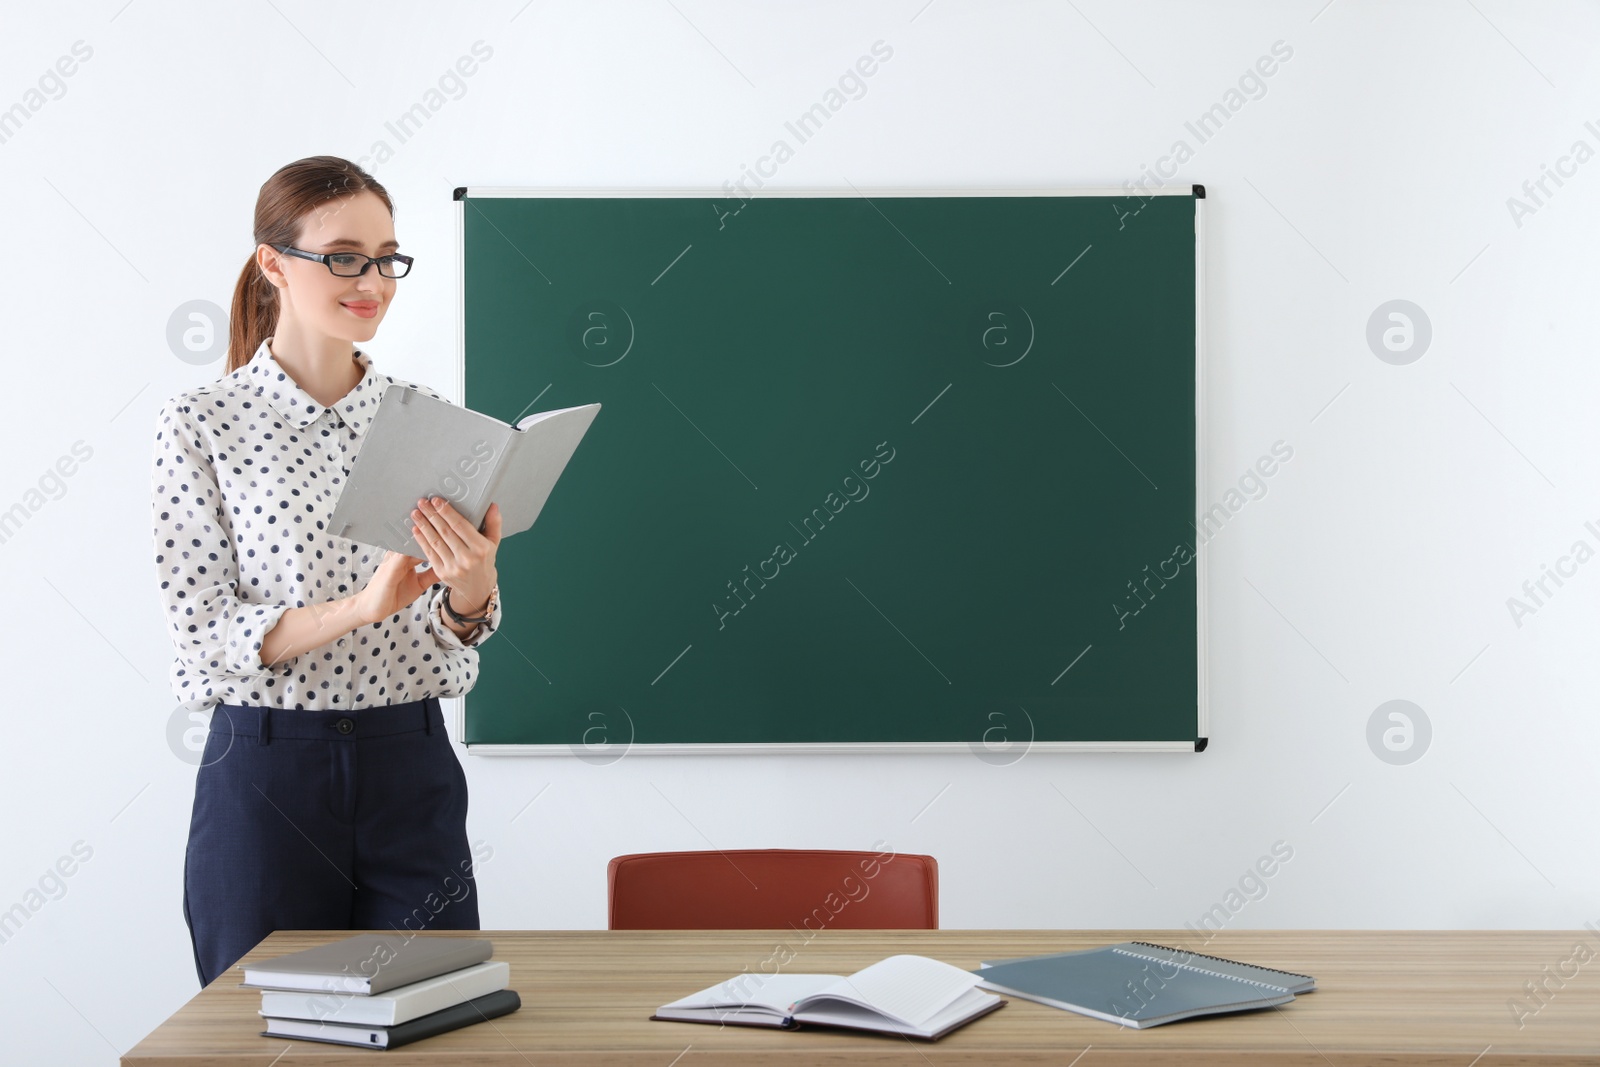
[974,941,1315,1029]
[652,954,1006,1040]
[328,384,600,557]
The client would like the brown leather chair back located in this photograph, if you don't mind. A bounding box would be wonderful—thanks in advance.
[607,849,938,930]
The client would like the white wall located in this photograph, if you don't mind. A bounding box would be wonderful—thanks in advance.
[3,1,1598,1061]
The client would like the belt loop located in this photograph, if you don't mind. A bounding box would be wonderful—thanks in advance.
[423,698,434,735]
[259,706,272,746]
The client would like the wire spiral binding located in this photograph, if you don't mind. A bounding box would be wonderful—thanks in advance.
[1116,941,1314,990]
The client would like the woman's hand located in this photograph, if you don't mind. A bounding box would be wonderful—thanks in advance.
[356,549,437,626]
[355,499,502,625]
[410,497,502,617]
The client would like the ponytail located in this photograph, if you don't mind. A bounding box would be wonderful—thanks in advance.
[226,251,280,374]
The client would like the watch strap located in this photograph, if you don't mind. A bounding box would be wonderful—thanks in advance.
[443,585,494,626]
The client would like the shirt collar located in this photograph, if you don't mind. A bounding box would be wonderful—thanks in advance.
[246,337,386,435]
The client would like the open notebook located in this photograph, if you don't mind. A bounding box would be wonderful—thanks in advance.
[974,942,1315,1029]
[328,384,600,557]
[653,954,1006,1040]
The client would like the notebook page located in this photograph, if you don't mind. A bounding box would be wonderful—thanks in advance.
[918,987,1002,1033]
[516,403,598,430]
[807,955,981,1027]
[660,973,835,1013]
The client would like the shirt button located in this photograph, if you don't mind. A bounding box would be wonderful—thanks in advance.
[335,717,355,735]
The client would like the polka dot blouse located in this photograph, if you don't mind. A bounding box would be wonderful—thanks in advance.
[150,337,502,714]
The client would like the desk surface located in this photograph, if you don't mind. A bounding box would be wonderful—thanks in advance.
[123,929,1599,1065]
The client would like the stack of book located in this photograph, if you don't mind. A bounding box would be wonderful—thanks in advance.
[240,934,520,1050]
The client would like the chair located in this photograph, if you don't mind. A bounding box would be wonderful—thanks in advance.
[607,849,939,930]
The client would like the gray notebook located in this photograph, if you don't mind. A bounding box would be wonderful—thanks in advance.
[328,384,600,557]
[239,934,495,995]
[973,941,1314,1029]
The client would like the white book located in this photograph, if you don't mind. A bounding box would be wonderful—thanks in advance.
[652,954,1005,1041]
[258,960,510,1027]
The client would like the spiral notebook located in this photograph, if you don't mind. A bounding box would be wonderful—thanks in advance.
[973,941,1314,1029]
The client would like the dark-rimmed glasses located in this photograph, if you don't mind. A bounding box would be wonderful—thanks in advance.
[272,244,414,278]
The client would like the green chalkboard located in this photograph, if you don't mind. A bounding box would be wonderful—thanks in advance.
[455,187,1205,753]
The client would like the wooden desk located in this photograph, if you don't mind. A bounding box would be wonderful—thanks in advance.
[123,929,1600,1065]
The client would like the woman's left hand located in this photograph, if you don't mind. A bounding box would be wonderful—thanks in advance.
[410,497,502,615]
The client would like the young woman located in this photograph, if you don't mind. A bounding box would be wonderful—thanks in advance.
[151,155,504,988]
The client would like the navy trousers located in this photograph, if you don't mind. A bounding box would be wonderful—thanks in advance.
[182,697,480,988]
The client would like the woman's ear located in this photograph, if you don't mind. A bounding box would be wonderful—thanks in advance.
[256,243,288,290]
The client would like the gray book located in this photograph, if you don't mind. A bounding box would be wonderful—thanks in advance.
[238,934,495,995]
[973,941,1314,1029]
[328,384,601,557]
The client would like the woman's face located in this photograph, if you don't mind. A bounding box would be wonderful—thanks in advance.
[260,189,398,342]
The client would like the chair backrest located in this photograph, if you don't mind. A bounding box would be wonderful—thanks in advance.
[607,849,939,930]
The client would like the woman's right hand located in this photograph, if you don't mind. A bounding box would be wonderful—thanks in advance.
[354,550,440,626]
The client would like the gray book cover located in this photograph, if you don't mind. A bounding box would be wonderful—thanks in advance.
[979,941,1315,994]
[239,934,495,995]
[328,384,600,557]
[973,942,1312,1029]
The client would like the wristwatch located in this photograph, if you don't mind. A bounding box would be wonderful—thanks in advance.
[443,584,497,626]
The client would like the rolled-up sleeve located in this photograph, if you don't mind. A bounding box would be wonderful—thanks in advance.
[428,581,502,651]
[151,399,293,688]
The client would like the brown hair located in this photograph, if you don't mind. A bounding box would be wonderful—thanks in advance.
[226,155,395,373]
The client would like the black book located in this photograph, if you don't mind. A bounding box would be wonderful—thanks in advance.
[262,988,521,1050]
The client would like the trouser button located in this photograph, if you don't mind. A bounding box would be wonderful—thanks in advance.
[335,717,354,735]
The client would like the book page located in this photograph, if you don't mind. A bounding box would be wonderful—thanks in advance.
[797,986,999,1038]
[516,403,599,431]
[659,972,837,1014]
[804,955,981,1027]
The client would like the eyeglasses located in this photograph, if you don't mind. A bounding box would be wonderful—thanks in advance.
[272,244,414,278]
